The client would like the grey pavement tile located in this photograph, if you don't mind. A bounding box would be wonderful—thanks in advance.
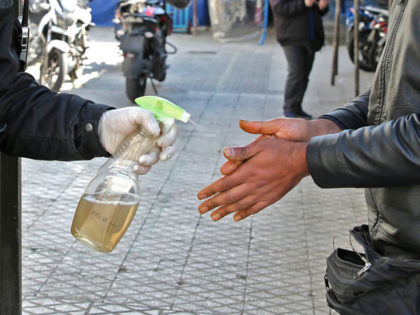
[23,298,91,314]
[173,294,244,313]
[89,304,163,314]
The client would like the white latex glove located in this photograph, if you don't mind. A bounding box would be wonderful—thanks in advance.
[136,120,178,174]
[98,107,178,175]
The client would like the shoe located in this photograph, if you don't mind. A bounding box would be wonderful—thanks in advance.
[283,112,297,118]
[283,111,313,120]
[296,110,313,120]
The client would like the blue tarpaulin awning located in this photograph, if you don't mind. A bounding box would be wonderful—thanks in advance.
[89,0,210,28]
[90,0,119,26]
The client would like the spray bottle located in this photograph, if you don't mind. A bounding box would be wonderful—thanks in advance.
[71,96,190,253]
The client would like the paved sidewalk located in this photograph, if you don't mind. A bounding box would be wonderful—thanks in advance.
[23,28,374,314]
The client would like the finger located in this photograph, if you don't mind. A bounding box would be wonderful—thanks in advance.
[240,118,296,136]
[159,145,176,161]
[131,107,160,137]
[223,142,260,162]
[133,164,151,175]
[220,160,242,175]
[239,119,278,135]
[198,182,251,214]
[138,148,160,166]
[198,169,243,200]
[233,201,268,222]
[209,194,257,221]
[160,118,175,134]
[198,145,261,200]
[157,123,178,148]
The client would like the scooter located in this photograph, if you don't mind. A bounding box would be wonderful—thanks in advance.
[366,6,388,70]
[36,0,93,91]
[27,0,50,66]
[113,0,176,102]
[345,5,389,72]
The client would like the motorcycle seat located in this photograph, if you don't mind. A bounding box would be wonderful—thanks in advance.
[363,5,389,17]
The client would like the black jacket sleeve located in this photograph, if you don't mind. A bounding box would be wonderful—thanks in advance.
[307,113,420,188]
[319,5,328,16]
[307,88,420,188]
[0,4,112,161]
[318,89,371,130]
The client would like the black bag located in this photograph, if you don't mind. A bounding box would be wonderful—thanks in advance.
[324,225,420,315]
[306,38,323,53]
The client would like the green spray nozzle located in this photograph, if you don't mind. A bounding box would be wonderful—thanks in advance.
[135,96,190,123]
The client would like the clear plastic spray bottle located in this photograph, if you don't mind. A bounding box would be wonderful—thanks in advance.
[71,96,190,253]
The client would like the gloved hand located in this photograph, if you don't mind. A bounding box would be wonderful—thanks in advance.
[98,106,178,175]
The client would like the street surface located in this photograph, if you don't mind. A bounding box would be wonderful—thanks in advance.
[23,27,374,314]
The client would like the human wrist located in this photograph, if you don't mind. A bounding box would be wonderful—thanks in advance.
[308,118,342,137]
[293,142,310,178]
[97,109,113,154]
[77,103,113,159]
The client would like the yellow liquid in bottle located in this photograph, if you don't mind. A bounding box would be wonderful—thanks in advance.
[71,194,139,253]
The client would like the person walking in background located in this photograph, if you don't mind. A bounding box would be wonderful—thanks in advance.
[270,0,329,119]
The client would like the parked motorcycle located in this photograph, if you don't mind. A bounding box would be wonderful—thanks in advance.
[345,5,389,72]
[367,7,388,70]
[113,0,178,102]
[27,0,50,66]
[31,0,93,92]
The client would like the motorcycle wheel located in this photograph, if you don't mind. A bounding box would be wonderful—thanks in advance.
[368,38,384,71]
[152,50,167,82]
[27,36,43,66]
[39,49,68,92]
[126,75,147,103]
[346,29,375,72]
[155,66,166,82]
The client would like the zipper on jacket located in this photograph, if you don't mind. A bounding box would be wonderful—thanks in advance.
[376,0,408,124]
[354,262,372,279]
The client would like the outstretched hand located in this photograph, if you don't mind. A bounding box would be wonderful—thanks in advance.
[221,118,341,175]
[198,137,309,222]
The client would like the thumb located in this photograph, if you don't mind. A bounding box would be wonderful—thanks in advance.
[239,119,282,135]
[131,108,160,137]
[223,142,259,162]
[220,160,242,175]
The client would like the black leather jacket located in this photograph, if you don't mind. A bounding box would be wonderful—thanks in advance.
[307,0,420,259]
[0,1,111,161]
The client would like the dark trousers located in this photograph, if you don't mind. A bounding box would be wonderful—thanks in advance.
[282,46,315,114]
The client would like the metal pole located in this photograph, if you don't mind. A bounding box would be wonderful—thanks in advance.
[193,0,197,36]
[0,2,23,314]
[0,153,22,315]
[259,0,270,45]
[354,0,360,96]
[330,0,341,85]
